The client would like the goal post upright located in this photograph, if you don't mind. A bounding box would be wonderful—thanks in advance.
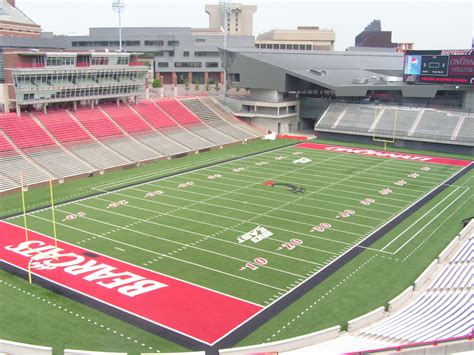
[372,107,397,150]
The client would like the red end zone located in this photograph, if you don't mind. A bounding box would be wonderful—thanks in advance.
[296,143,472,167]
[0,221,262,345]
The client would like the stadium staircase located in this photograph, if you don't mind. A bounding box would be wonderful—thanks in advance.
[157,98,236,145]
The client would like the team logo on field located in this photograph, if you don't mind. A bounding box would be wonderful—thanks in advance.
[292,157,312,164]
[263,181,306,194]
[237,226,273,244]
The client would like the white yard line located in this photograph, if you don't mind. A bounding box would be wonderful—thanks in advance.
[391,189,469,254]
[380,187,463,252]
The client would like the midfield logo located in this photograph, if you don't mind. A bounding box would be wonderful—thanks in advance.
[292,157,312,164]
[263,181,306,194]
[5,240,168,297]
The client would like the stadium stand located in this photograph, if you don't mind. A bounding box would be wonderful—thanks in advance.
[0,113,92,179]
[182,98,259,141]
[199,97,264,137]
[362,236,473,343]
[0,131,51,189]
[158,98,236,145]
[34,110,130,170]
[135,100,214,150]
[316,103,474,145]
[72,108,159,162]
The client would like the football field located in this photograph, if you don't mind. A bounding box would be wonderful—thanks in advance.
[1,142,471,347]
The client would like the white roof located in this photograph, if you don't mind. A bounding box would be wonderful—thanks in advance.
[0,0,37,26]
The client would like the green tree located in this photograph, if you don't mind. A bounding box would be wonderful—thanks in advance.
[151,79,161,88]
[194,79,200,91]
[184,79,190,95]
[205,81,210,91]
[214,82,220,92]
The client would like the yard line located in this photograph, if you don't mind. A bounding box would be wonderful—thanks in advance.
[380,187,464,252]
[391,188,469,254]
[114,247,125,252]
[91,196,335,258]
[31,213,288,292]
[57,205,307,278]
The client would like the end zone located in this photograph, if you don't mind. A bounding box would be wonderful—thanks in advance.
[296,142,472,167]
[0,221,263,346]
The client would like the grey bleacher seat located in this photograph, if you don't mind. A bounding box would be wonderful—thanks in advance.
[66,141,130,170]
[456,116,474,143]
[0,174,18,191]
[26,147,93,178]
[199,97,262,137]
[374,109,418,137]
[187,124,236,145]
[413,111,460,140]
[181,99,247,141]
[316,103,348,128]
[337,106,380,131]
[161,127,214,150]
[0,154,51,186]
[133,131,189,156]
[102,136,160,162]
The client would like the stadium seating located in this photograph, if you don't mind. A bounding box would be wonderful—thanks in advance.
[315,103,348,129]
[155,99,202,126]
[362,236,473,343]
[199,97,263,137]
[412,110,461,140]
[456,116,474,143]
[101,104,154,134]
[72,108,159,162]
[181,98,258,141]
[373,108,418,136]
[35,110,130,170]
[135,100,214,150]
[337,106,382,131]
[0,114,92,179]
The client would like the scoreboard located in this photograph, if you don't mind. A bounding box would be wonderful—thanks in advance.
[403,49,474,85]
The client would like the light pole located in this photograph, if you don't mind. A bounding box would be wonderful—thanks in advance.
[112,0,124,51]
[220,0,230,97]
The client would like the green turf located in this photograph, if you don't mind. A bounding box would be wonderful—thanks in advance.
[0,138,472,353]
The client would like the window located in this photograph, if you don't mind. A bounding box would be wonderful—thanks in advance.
[46,56,75,66]
[292,44,298,50]
[261,44,267,49]
[280,44,286,49]
[91,56,109,65]
[183,51,190,57]
[158,62,169,67]
[144,40,164,46]
[194,51,219,57]
[230,73,240,82]
[174,62,202,68]
[123,40,140,46]
[194,38,206,43]
[117,57,129,65]
[306,45,312,50]
[255,44,260,48]
[167,40,179,46]
[206,62,218,68]
[299,45,305,50]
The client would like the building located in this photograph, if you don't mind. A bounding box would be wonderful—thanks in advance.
[0,0,41,38]
[205,3,256,36]
[60,27,254,85]
[354,20,413,52]
[220,47,472,135]
[3,49,147,114]
[256,26,335,51]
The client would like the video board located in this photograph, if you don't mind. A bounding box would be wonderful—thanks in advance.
[403,49,474,85]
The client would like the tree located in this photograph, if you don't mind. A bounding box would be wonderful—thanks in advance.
[205,81,210,91]
[214,82,220,92]
[152,79,161,88]
[184,79,190,95]
[194,79,200,91]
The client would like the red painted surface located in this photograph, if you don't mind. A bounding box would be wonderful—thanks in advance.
[296,142,472,167]
[0,221,262,344]
[276,134,308,141]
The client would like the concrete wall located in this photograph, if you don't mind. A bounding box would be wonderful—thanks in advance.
[387,286,414,313]
[347,307,386,332]
[413,259,438,291]
[0,339,52,354]
[250,115,300,134]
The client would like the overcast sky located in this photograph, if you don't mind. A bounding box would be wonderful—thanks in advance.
[17,0,473,51]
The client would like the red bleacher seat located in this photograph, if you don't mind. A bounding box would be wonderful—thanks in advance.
[0,133,16,157]
[73,108,123,139]
[156,99,202,125]
[101,105,153,134]
[35,110,92,144]
[0,114,55,149]
[133,101,177,129]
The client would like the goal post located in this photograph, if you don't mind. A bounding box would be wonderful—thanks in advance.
[373,108,397,150]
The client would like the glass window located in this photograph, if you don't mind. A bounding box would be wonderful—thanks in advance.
[194,38,206,43]
[292,44,298,50]
[183,51,190,57]
[280,44,286,49]
[205,62,218,68]
[167,40,179,46]
[306,45,312,50]
[174,62,202,68]
[158,62,169,67]
[299,45,305,50]
[144,40,164,46]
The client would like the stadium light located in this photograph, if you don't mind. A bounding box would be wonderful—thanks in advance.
[112,0,125,51]
[220,0,230,97]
